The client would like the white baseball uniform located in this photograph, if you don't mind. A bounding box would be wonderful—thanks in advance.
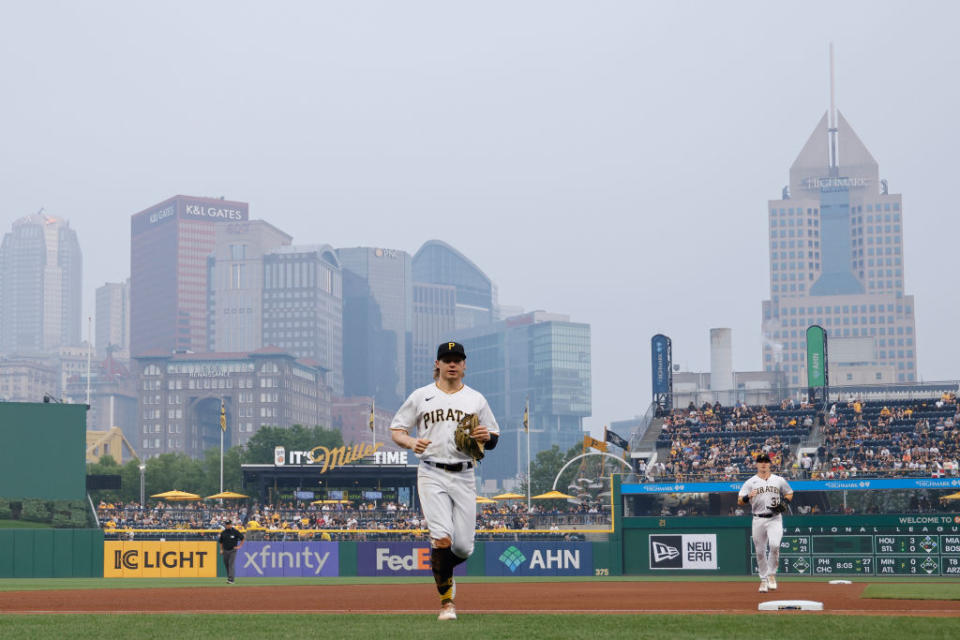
[738,473,793,579]
[391,382,499,559]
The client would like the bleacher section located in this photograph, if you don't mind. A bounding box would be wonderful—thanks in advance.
[817,394,959,477]
[635,393,960,481]
[650,402,816,481]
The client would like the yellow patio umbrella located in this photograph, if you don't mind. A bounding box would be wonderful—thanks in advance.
[532,490,575,500]
[492,492,525,500]
[150,490,201,501]
[939,491,960,501]
[205,491,249,500]
[476,496,497,504]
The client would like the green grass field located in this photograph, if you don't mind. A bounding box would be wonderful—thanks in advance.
[2,577,959,639]
[863,583,960,600]
[0,613,958,640]
[0,521,51,529]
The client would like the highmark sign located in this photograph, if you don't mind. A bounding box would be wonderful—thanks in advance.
[274,442,385,472]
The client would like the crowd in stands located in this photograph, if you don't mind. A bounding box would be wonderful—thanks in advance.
[815,392,960,478]
[647,394,960,481]
[96,498,610,538]
[653,400,809,481]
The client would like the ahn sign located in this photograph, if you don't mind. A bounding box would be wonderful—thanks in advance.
[484,542,593,577]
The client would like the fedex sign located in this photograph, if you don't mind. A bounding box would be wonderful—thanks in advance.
[358,542,467,577]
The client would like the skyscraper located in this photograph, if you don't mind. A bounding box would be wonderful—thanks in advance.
[96,280,130,360]
[207,220,292,353]
[130,196,248,357]
[761,100,918,385]
[262,245,344,395]
[411,282,456,389]
[458,311,592,485]
[412,240,496,330]
[410,240,496,393]
[0,213,82,354]
[337,247,411,410]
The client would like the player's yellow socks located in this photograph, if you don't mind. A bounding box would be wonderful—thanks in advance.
[439,577,454,604]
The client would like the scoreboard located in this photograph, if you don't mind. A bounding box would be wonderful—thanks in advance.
[751,533,960,576]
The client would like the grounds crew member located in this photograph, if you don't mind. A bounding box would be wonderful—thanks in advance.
[218,520,245,584]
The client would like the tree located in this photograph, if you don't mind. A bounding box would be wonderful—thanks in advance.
[244,425,344,463]
[200,445,245,496]
[519,444,582,496]
[144,452,204,496]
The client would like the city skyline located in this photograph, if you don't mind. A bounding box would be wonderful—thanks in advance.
[4,3,960,433]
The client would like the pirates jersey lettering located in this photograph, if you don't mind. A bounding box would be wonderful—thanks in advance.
[390,383,499,464]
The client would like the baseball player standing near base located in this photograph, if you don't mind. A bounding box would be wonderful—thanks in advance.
[391,341,500,621]
[737,453,793,593]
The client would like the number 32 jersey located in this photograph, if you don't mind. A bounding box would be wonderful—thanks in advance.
[738,474,793,516]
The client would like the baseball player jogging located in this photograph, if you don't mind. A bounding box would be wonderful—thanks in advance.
[391,341,500,621]
[737,453,793,593]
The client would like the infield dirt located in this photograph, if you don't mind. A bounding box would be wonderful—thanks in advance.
[2,581,960,616]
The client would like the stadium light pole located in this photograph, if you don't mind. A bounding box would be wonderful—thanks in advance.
[139,463,146,506]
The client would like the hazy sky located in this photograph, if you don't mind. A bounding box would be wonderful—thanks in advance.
[3,1,959,434]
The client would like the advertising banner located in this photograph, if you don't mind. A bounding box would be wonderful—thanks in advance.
[806,325,828,388]
[484,542,593,577]
[651,334,672,396]
[235,542,339,577]
[357,542,468,577]
[649,534,718,570]
[103,541,217,578]
[622,476,960,495]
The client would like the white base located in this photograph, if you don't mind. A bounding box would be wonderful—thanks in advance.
[758,600,824,611]
[828,580,852,585]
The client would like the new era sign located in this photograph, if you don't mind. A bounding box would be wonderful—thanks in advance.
[649,534,717,570]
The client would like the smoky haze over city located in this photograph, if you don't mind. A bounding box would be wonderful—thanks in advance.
[2,0,960,440]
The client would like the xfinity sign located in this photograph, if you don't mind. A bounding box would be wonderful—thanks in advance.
[235,542,339,578]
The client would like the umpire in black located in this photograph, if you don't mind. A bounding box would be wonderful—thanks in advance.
[218,520,244,584]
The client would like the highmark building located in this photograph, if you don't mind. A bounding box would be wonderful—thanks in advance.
[761,106,917,387]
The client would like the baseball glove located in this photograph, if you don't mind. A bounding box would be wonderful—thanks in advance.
[770,499,789,515]
[454,413,485,461]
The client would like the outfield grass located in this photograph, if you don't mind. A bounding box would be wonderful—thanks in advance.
[0,521,51,529]
[0,613,958,640]
[863,583,960,600]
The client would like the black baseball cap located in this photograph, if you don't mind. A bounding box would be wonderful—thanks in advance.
[437,341,466,360]
[755,453,772,463]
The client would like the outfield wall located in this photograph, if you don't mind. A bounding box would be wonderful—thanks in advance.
[5,519,959,578]
[621,514,960,577]
[0,529,103,578]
